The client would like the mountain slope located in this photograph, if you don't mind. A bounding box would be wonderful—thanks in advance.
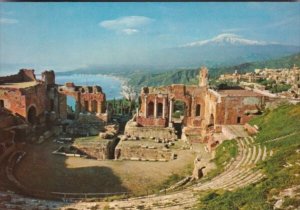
[181,33,270,47]
[127,53,300,91]
[157,33,300,67]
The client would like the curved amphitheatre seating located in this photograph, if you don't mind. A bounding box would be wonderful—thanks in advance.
[1,135,270,209]
[5,151,27,190]
[194,136,268,192]
[105,136,270,209]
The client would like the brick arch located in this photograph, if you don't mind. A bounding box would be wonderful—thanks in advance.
[27,104,37,124]
[157,102,163,117]
[147,101,154,117]
[172,96,191,117]
[196,104,201,117]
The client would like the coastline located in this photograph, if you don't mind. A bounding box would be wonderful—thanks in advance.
[108,74,137,101]
[56,73,137,101]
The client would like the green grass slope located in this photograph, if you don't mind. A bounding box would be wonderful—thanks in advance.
[196,104,300,210]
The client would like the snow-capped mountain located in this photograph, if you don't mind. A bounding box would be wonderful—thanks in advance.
[151,33,300,68]
[181,33,271,47]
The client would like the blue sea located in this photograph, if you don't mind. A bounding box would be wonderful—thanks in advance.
[55,74,123,109]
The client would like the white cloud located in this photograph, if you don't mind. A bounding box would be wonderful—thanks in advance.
[221,28,248,33]
[99,16,153,35]
[122,28,139,35]
[0,18,18,24]
[267,16,300,28]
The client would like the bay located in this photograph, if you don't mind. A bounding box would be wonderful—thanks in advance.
[55,74,123,109]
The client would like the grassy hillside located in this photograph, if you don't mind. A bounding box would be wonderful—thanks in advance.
[128,53,300,91]
[196,104,300,210]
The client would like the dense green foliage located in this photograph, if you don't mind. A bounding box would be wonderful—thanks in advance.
[128,53,300,91]
[214,140,238,169]
[128,68,199,91]
[106,98,137,116]
[196,104,300,210]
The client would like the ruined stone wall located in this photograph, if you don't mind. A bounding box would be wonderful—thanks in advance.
[41,70,55,86]
[0,89,27,120]
[20,69,36,82]
[0,69,36,85]
[203,90,219,127]
[0,109,23,129]
[74,143,109,160]
[136,116,167,127]
[58,93,67,119]
[80,91,105,114]
[58,84,107,121]
[116,142,173,161]
[0,70,52,123]
[125,121,177,140]
[0,74,23,84]
[22,84,47,122]
[138,83,208,128]
[73,138,119,160]
[216,96,264,125]
[46,86,67,120]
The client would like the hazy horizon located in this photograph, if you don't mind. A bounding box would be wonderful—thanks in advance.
[1,3,300,74]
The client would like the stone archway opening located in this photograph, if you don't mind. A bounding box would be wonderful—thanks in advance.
[66,95,76,119]
[147,101,154,117]
[0,99,4,108]
[27,106,37,124]
[196,104,201,117]
[172,100,186,119]
[157,103,163,117]
[172,100,186,139]
[91,100,98,113]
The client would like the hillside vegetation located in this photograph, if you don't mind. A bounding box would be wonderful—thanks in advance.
[128,53,300,91]
[196,104,300,210]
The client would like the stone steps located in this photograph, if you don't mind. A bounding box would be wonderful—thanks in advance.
[195,136,268,191]
[262,146,267,161]
[254,145,262,164]
[222,169,258,189]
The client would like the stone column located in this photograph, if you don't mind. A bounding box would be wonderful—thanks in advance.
[74,94,81,119]
[75,101,80,119]
[154,96,157,118]
[162,97,166,119]
[98,102,102,114]
[168,99,173,127]
[136,108,139,117]
[144,95,148,118]
[191,96,195,117]
[89,100,92,113]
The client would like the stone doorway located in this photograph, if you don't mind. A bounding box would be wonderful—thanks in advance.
[27,106,37,124]
[172,100,186,119]
[172,100,186,139]
[157,102,163,117]
[66,95,76,119]
[208,114,214,127]
[147,101,154,117]
[0,100,4,108]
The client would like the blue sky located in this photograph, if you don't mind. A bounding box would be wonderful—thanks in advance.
[0,2,300,73]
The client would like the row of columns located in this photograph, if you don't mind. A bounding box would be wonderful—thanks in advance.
[143,95,173,127]
[75,100,103,114]
[142,95,202,128]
